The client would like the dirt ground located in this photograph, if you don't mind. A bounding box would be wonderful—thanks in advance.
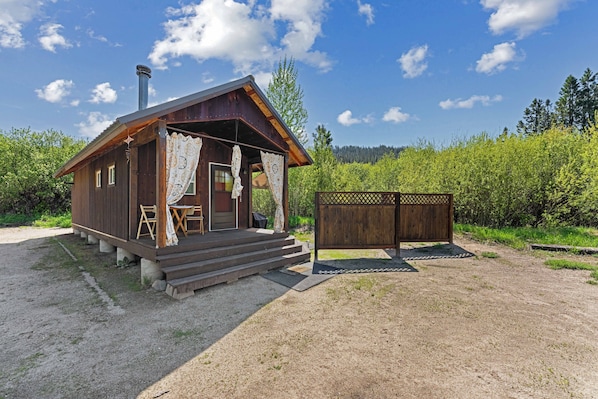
[1,227,597,399]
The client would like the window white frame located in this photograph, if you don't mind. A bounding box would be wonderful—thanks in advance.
[108,164,116,186]
[184,171,196,195]
[95,169,102,188]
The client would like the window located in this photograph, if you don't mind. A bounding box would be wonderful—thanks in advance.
[108,164,116,186]
[95,170,102,188]
[185,171,196,195]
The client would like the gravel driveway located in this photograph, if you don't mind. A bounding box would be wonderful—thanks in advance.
[1,227,598,399]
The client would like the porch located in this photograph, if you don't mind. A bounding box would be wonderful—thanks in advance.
[122,228,310,299]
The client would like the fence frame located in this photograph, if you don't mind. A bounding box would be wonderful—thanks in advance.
[314,192,453,260]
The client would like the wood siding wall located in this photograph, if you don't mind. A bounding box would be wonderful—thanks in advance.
[134,136,251,231]
[163,89,288,151]
[315,192,453,258]
[71,144,129,239]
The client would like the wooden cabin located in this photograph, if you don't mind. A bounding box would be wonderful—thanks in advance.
[54,71,312,299]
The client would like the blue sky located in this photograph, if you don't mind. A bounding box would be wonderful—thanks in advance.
[1,0,596,147]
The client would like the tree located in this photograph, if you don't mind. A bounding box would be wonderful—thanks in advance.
[578,68,598,129]
[0,128,86,215]
[311,124,336,193]
[266,57,309,145]
[516,98,554,135]
[556,75,581,129]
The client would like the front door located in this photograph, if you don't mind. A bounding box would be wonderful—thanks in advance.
[210,164,237,231]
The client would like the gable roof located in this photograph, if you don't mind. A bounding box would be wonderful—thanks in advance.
[54,75,312,178]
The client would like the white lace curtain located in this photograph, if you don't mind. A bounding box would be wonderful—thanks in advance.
[166,133,202,246]
[260,151,284,233]
[231,145,243,200]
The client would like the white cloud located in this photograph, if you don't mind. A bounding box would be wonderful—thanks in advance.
[337,110,362,126]
[383,107,410,123]
[38,23,72,52]
[35,79,74,103]
[439,94,503,110]
[357,1,374,26]
[398,45,429,78]
[76,112,113,138]
[90,82,117,104]
[87,28,122,47]
[0,0,43,48]
[475,41,518,74]
[148,0,331,75]
[481,0,572,38]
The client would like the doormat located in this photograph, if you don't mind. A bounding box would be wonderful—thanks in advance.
[261,264,334,292]
[312,261,418,275]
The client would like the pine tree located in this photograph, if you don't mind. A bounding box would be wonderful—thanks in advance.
[556,75,581,129]
[516,98,554,135]
[312,124,336,193]
[578,68,598,129]
[266,57,309,145]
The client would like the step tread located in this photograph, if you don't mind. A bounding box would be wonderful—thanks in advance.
[157,236,296,263]
[167,251,310,287]
[161,243,305,275]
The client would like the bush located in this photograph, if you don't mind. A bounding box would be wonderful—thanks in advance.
[0,128,85,215]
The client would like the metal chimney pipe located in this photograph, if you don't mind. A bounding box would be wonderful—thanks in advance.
[136,65,152,110]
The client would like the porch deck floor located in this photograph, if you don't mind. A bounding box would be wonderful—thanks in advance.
[131,228,288,260]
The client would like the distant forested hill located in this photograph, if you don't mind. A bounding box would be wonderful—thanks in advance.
[332,145,407,163]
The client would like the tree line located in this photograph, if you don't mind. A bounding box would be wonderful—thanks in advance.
[332,145,406,164]
[517,68,598,135]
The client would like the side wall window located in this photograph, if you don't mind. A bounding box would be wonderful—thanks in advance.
[108,164,116,186]
[95,170,102,188]
[185,171,196,195]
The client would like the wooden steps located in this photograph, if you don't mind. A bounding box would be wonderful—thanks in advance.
[161,233,310,299]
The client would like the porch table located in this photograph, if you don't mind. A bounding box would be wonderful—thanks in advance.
[169,205,193,237]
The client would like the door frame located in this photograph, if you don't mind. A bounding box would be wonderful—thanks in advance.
[208,162,238,232]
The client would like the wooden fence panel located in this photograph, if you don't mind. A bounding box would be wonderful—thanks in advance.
[398,193,453,243]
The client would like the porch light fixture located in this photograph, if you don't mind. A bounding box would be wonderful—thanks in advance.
[124,134,134,163]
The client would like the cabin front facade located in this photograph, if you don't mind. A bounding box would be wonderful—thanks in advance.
[55,70,312,299]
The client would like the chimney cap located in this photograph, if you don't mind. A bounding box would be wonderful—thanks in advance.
[136,64,152,78]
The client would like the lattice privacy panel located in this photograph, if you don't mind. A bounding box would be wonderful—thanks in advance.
[400,193,451,205]
[318,192,396,206]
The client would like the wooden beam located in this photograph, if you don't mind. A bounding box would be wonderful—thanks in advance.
[156,120,168,248]
[283,153,289,232]
[128,146,139,240]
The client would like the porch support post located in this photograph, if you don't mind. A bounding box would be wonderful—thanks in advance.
[156,120,168,248]
[283,153,289,232]
[395,192,401,258]
[128,144,139,239]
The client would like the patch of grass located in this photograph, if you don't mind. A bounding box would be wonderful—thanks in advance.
[326,276,395,302]
[456,223,598,250]
[544,259,597,271]
[33,213,72,228]
[481,251,499,258]
[317,249,390,260]
[290,230,313,243]
[121,273,144,292]
[544,259,598,285]
[17,352,44,374]
[0,212,72,228]
[288,215,314,229]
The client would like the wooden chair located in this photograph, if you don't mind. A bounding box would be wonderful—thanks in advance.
[184,205,204,235]
[136,205,157,240]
